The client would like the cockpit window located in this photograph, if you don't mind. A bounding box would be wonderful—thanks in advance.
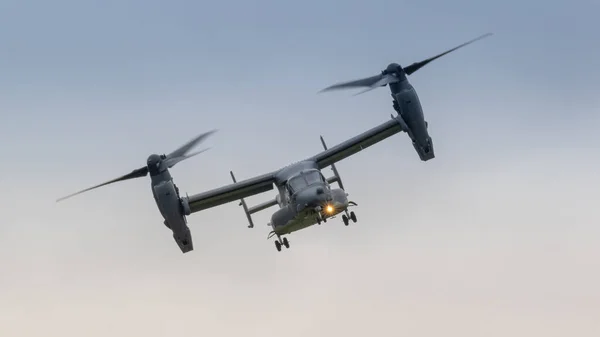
[287,170,324,194]
[304,170,323,185]
[287,175,307,194]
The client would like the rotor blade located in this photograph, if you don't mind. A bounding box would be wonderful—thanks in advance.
[319,74,385,93]
[351,74,399,96]
[165,147,211,168]
[56,166,149,202]
[404,33,493,76]
[352,86,379,96]
[166,129,218,160]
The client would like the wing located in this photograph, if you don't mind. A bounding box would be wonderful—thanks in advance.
[186,171,277,213]
[186,116,405,214]
[308,116,405,169]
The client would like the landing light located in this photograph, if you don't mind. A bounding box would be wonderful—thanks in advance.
[325,205,334,214]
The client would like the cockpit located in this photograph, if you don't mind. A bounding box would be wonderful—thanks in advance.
[286,169,325,195]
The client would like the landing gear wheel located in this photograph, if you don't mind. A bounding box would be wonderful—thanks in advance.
[350,211,357,223]
[275,240,282,252]
[282,237,289,249]
[342,214,349,226]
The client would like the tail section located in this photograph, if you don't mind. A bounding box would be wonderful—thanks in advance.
[230,171,277,228]
[320,136,345,190]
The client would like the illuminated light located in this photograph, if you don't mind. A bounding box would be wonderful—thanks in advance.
[325,205,334,214]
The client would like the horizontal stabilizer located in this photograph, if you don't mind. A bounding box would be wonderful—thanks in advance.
[326,176,340,185]
[320,135,345,190]
[248,198,278,214]
[230,171,278,228]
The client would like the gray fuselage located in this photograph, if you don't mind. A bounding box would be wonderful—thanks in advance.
[266,161,351,236]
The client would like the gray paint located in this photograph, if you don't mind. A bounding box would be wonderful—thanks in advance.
[55,34,491,254]
[319,33,493,161]
[56,130,217,253]
[185,115,406,252]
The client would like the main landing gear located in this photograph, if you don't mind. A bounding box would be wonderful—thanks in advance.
[274,235,290,252]
[342,210,357,226]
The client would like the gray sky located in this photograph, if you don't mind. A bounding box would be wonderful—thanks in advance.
[1,0,599,336]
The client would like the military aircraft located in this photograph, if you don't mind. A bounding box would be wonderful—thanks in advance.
[56,130,217,253]
[182,114,410,252]
[319,33,493,162]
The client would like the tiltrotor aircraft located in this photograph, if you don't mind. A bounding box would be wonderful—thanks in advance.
[320,33,493,162]
[182,113,413,252]
[56,130,217,253]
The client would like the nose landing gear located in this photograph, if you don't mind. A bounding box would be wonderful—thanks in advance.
[316,211,328,225]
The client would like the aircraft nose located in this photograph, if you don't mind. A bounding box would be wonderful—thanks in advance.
[296,186,330,211]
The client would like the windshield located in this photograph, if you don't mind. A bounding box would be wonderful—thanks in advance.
[287,170,324,194]
[287,175,308,194]
[304,170,323,185]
